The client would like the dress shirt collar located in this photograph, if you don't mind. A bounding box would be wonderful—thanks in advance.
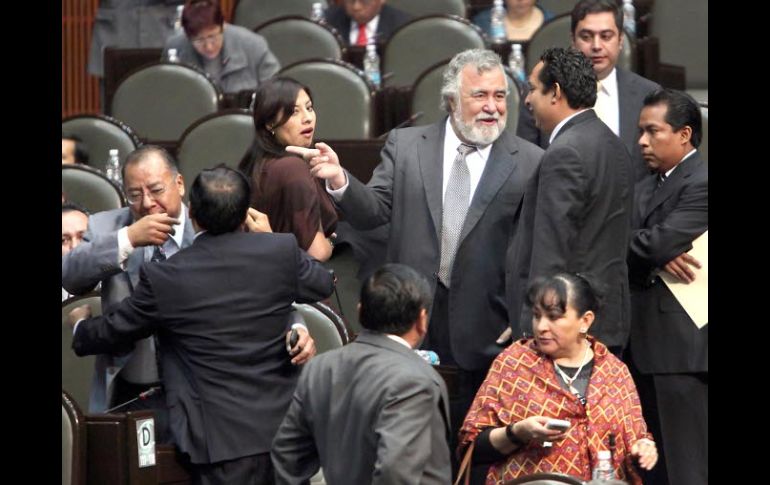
[386,333,413,349]
[349,14,380,45]
[665,148,697,178]
[549,109,590,144]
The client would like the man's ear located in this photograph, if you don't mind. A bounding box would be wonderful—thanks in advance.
[416,308,429,337]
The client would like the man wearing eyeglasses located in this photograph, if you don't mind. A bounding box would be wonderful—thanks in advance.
[162,0,280,94]
[324,0,412,47]
[62,145,194,442]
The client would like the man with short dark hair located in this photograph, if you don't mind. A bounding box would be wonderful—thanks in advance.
[70,165,334,485]
[517,0,659,182]
[272,263,451,484]
[508,47,633,354]
[324,0,412,46]
[62,202,89,256]
[628,89,708,485]
[62,133,90,165]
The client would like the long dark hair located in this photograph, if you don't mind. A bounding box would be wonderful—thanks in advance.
[238,77,314,193]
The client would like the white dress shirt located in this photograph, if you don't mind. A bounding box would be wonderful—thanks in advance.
[593,67,620,135]
[348,14,380,45]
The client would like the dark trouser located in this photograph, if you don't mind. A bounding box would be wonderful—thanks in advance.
[633,370,708,485]
[193,453,274,485]
[113,376,171,444]
[422,282,494,484]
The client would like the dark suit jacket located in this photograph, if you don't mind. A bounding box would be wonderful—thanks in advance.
[324,4,412,45]
[72,231,335,464]
[628,152,708,374]
[507,110,634,348]
[337,120,543,370]
[517,68,660,182]
[271,330,451,484]
[62,206,195,412]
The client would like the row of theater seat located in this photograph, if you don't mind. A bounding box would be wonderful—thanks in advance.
[72,57,523,145]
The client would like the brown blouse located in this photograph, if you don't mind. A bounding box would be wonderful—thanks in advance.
[249,155,338,251]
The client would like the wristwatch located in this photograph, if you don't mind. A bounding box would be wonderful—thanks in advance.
[505,422,528,447]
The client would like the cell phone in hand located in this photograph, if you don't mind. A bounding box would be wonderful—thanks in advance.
[288,328,299,352]
[545,419,570,431]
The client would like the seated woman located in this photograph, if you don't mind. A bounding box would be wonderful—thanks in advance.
[459,273,657,484]
[162,0,280,94]
[473,0,554,42]
[238,78,337,262]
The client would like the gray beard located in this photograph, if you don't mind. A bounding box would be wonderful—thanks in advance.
[451,106,506,146]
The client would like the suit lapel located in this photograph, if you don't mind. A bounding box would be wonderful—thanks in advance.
[126,246,145,287]
[635,176,657,227]
[643,153,701,220]
[459,132,519,243]
[418,122,446,240]
[617,68,640,146]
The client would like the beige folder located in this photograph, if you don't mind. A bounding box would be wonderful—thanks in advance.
[659,230,708,328]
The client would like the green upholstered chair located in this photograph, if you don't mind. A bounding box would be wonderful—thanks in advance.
[111,62,221,143]
[62,114,141,173]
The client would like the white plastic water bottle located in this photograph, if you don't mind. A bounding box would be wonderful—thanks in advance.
[508,43,526,84]
[622,0,636,39]
[173,5,184,35]
[167,48,179,63]
[415,350,440,365]
[310,2,324,22]
[105,149,122,185]
[363,43,381,88]
[591,450,615,481]
[490,0,507,44]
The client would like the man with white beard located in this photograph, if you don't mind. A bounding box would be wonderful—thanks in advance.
[287,48,543,465]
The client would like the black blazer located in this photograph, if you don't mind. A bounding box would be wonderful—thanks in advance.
[323,4,412,45]
[628,152,708,374]
[73,231,334,464]
[507,110,634,348]
[516,67,660,182]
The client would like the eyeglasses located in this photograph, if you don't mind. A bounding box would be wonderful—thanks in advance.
[191,30,223,47]
[126,185,167,205]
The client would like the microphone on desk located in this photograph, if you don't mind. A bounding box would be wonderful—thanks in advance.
[104,386,161,414]
[377,112,424,139]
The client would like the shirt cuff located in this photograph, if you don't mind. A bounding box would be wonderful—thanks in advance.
[325,174,349,201]
[117,227,135,269]
[291,323,308,331]
[73,319,86,335]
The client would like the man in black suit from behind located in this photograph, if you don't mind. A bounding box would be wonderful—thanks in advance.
[324,0,411,47]
[507,47,633,355]
[628,89,708,485]
[69,165,335,485]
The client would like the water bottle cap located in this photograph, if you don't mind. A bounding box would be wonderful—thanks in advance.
[109,149,118,156]
[513,44,522,53]
[597,450,611,459]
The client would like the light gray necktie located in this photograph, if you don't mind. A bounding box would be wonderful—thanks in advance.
[438,143,475,286]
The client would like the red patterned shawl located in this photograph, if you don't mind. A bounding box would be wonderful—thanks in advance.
[459,337,652,484]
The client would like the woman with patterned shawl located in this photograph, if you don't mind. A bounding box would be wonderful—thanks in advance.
[459,273,658,484]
